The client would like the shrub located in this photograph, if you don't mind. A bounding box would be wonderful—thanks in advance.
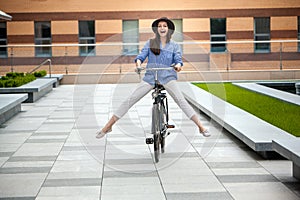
[0,72,37,88]
[33,70,47,77]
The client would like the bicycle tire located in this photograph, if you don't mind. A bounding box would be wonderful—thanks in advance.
[152,104,160,163]
[160,102,167,153]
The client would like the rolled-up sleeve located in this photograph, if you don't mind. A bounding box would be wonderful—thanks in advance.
[135,40,150,63]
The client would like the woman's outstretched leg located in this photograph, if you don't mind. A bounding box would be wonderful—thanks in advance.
[96,81,153,139]
[191,115,210,137]
[96,115,118,139]
[164,81,210,137]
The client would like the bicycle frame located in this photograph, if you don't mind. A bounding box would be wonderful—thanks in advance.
[141,67,175,162]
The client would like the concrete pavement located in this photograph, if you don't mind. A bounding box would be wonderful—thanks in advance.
[0,84,299,199]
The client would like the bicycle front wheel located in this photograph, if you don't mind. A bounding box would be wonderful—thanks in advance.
[152,104,160,163]
[160,102,167,154]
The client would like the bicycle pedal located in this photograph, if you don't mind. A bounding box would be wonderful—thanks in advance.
[145,138,154,144]
[166,124,175,128]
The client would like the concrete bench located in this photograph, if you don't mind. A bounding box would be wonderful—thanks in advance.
[178,82,296,158]
[42,74,63,88]
[273,139,300,180]
[0,94,28,124]
[0,78,56,103]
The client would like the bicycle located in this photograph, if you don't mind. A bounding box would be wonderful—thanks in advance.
[136,66,175,163]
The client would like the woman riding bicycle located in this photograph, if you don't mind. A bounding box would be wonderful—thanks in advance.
[96,17,210,138]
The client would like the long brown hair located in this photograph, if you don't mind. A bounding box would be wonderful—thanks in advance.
[150,29,172,55]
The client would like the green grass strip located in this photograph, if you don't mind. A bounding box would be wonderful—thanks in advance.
[193,82,300,137]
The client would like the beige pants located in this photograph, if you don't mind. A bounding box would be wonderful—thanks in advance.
[114,80,196,119]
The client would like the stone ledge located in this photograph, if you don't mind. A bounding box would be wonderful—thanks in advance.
[0,78,56,103]
[178,82,296,158]
[272,139,300,180]
[43,74,63,87]
[233,82,300,106]
[0,94,28,125]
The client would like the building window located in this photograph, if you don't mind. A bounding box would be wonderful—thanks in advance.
[122,20,139,55]
[34,21,52,57]
[79,21,95,56]
[172,19,183,52]
[0,22,7,58]
[254,17,270,53]
[210,18,226,52]
[172,19,183,42]
[298,16,300,52]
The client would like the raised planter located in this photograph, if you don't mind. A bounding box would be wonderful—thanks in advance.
[0,78,56,103]
[178,82,297,158]
[179,82,300,179]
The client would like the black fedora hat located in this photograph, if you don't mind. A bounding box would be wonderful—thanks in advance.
[152,17,175,35]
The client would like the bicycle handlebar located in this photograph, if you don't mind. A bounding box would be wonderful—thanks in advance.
[135,64,175,74]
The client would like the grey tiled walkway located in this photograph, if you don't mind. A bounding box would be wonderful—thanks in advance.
[0,84,299,200]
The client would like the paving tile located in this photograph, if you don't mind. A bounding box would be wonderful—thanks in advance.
[36,123,74,133]
[43,178,101,187]
[25,139,67,143]
[201,146,259,163]
[2,117,47,131]
[2,161,54,168]
[18,106,56,117]
[0,132,32,144]
[1,197,35,200]
[13,143,64,157]
[101,183,165,200]
[166,192,233,200]
[48,110,79,119]
[212,167,270,176]
[0,144,23,154]
[104,163,156,173]
[8,156,57,162]
[217,174,278,183]
[32,132,70,136]
[156,157,213,176]
[103,170,157,178]
[161,175,226,193]
[0,157,9,167]
[207,161,261,168]
[37,186,100,199]
[57,150,101,161]
[0,173,47,198]
[0,167,51,174]
[50,160,103,174]
[0,152,14,157]
[105,158,154,165]
[47,171,103,180]
[224,182,300,200]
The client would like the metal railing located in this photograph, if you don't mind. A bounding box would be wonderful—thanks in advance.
[0,39,299,74]
[29,58,52,78]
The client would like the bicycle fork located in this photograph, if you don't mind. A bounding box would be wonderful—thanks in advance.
[145,94,175,145]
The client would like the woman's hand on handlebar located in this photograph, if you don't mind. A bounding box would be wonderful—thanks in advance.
[174,63,182,72]
[135,59,143,74]
[135,67,144,74]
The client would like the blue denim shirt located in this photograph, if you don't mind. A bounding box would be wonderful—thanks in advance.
[135,40,183,86]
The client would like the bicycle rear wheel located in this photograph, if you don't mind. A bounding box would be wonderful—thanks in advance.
[152,104,160,163]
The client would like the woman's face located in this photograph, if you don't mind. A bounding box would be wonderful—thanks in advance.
[157,21,168,37]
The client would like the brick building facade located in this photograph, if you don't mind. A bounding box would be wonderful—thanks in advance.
[0,0,299,75]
